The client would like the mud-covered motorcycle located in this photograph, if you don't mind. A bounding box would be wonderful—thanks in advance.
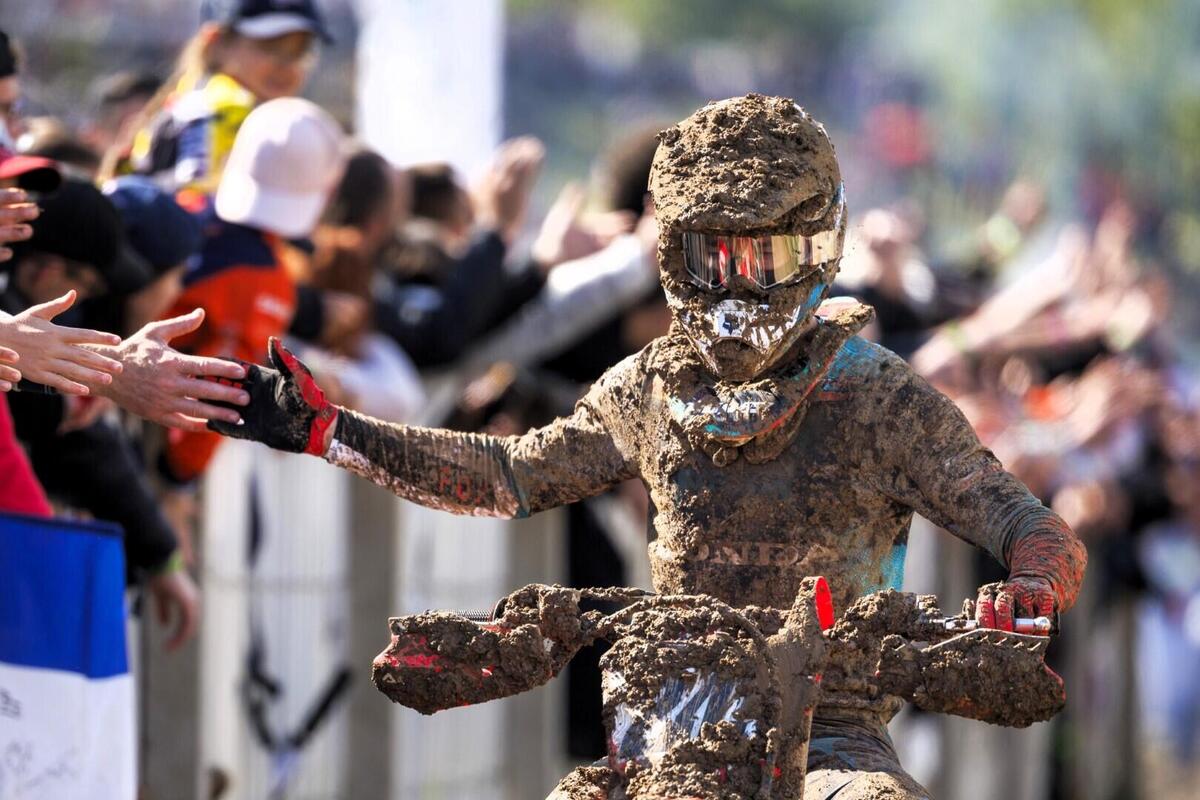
[371,579,1064,799]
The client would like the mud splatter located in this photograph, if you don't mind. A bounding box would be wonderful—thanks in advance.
[652,300,874,465]
[547,766,619,800]
[379,585,1063,797]
[623,721,763,799]
[649,94,842,236]
[597,591,825,800]
[825,590,1065,728]
[805,767,933,800]
[372,584,598,715]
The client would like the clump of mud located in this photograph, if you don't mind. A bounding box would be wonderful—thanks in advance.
[624,721,760,799]
[600,602,770,711]
[876,628,1065,727]
[372,584,597,715]
[649,93,841,236]
[649,300,874,465]
[547,766,619,800]
[824,590,1065,727]
[818,591,928,717]
[597,589,828,800]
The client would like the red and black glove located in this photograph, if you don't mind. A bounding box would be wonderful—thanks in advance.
[207,337,337,455]
[976,517,1088,632]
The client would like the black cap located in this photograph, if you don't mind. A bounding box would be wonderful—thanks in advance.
[103,176,203,274]
[15,179,152,295]
[201,0,332,43]
[0,31,17,80]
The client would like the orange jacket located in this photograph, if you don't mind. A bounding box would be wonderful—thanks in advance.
[163,207,299,481]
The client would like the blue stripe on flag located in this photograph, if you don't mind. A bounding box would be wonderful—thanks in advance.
[0,512,128,678]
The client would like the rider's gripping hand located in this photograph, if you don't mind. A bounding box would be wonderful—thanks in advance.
[976,517,1087,631]
[975,577,1055,632]
[207,337,338,455]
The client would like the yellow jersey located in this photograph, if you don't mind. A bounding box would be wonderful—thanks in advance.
[128,72,256,196]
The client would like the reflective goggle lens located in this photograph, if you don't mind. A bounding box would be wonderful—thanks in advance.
[681,184,846,290]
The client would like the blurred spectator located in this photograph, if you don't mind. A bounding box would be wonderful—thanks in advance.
[109,0,330,193]
[373,137,547,367]
[3,179,152,312]
[834,208,944,358]
[160,97,343,485]
[466,127,662,382]
[101,175,204,335]
[307,149,406,334]
[1137,396,1200,778]
[0,143,60,196]
[462,186,658,377]
[17,116,102,178]
[913,200,1166,391]
[405,161,474,257]
[0,30,24,150]
[2,178,200,648]
[976,178,1050,282]
[0,391,50,516]
[81,70,162,157]
[0,171,62,518]
[0,125,242,433]
[0,148,57,270]
[293,148,425,422]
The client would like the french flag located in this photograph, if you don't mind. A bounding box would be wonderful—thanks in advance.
[0,513,135,799]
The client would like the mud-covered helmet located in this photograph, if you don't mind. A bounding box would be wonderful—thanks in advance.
[649,94,846,382]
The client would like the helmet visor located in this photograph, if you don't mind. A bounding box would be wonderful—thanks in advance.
[681,184,846,291]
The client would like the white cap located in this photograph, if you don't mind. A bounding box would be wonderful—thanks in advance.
[215,97,344,238]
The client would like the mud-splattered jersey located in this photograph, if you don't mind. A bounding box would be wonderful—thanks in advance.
[329,332,1069,611]
[322,317,1084,719]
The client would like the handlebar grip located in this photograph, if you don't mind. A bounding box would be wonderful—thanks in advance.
[942,615,1056,635]
[1014,616,1054,635]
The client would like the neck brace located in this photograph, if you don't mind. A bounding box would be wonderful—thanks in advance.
[651,299,874,466]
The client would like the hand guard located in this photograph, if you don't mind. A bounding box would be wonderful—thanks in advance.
[372,585,593,715]
[207,337,337,455]
[826,589,1066,728]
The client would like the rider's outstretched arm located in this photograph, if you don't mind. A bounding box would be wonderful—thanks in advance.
[871,356,1087,627]
[210,338,639,518]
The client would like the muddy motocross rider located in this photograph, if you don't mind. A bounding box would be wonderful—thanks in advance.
[211,94,1086,799]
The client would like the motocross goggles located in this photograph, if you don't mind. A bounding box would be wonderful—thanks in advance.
[680,183,846,291]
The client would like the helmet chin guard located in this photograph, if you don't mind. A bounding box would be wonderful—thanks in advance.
[696,298,807,353]
[666,282,828,379]
[653,298,875,466]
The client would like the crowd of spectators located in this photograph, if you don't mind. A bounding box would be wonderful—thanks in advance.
[0,1,662,768]
[1,0,1197,796]
[837,175,1200,796]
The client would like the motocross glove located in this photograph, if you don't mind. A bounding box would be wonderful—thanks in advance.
[207,337,337,455]
[977,517,1087,632]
